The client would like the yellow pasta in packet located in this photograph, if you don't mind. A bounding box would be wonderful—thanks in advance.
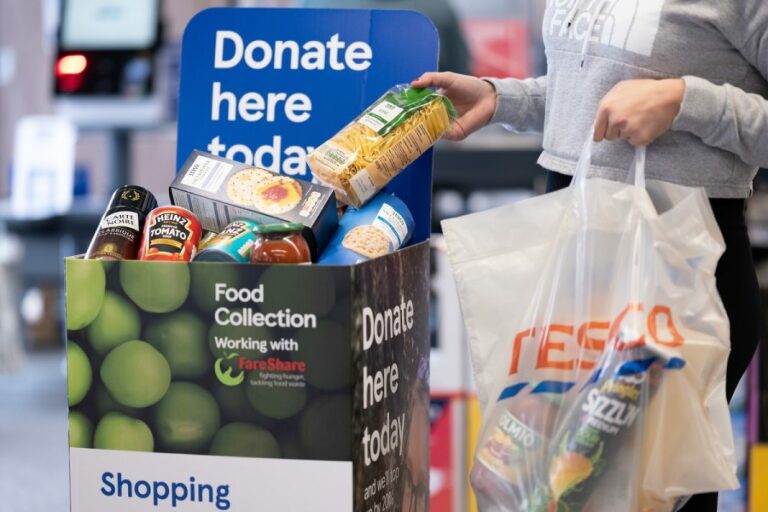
[308,85,457,207]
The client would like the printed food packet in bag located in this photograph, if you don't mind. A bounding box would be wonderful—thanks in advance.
[530,342,672,512]
[471,336,675,512]
[308,85,457,207]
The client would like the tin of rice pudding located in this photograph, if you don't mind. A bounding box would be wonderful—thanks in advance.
[317,192,414,265]
[194,219,259,263]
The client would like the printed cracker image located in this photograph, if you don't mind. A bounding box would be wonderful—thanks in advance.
[250,176,303,215]
[224,168,274,206]
[342,225,391,259]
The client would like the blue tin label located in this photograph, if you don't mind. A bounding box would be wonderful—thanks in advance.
[194,219,258,263]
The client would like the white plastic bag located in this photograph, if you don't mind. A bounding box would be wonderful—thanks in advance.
[442,142,738,511]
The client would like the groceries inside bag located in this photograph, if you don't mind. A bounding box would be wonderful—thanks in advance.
[442,143,738,511]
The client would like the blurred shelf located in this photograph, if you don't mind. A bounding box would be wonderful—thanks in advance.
[437,127,542,152]
[0,198,107,236]
[0,192,171,236]
[433,146,542,191]
[433,127,543,191]
[750,225,768,250]
[54,97,167,130]
[748,194,768,249]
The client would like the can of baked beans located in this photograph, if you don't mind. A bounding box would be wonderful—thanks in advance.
[194,219,258,263]
[138,206,202,262]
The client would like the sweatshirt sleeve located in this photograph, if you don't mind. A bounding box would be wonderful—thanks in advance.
[671,3,768,168]
[483,76,547,133]
[672,77,768,169]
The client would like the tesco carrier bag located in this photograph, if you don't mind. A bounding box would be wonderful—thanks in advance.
[442,142,738,511]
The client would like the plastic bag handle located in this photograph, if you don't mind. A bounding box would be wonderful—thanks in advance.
[628,145,646,189]
[571,139,647,189]
[570,139,594,187]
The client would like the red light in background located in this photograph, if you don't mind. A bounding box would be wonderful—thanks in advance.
[56,54,87,76]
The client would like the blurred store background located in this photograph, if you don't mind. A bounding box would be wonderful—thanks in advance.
[0,0,764,511]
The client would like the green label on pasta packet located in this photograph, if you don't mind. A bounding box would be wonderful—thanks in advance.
[357,87,455,136]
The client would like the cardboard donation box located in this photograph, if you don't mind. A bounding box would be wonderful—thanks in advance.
[65,8,436,512]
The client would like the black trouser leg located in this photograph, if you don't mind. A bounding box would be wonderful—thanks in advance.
[678,199,761,512]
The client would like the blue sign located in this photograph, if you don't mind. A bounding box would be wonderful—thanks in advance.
[178,8,438,244]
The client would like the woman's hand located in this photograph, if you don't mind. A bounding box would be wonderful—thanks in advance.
[593,79,685,145]
[412,72,497,141]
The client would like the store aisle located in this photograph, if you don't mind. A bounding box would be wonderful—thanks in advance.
[0,351,69,511]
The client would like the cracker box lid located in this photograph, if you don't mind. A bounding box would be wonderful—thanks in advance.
[177,8,438,244]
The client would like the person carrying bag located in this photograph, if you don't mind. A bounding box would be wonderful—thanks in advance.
[418,2,767,508]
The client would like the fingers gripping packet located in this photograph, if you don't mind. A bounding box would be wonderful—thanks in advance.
[308,85,457,207]
[318,192,414,265]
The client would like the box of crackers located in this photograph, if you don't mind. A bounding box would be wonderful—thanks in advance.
[170,150,338,259]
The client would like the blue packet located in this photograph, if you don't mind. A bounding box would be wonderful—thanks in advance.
[318,192,414,265]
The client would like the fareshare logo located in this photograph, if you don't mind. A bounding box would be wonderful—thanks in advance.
[549,0,665,56]
[214,353,245,386]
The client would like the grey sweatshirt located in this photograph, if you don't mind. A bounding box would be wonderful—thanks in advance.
[486,0,768,198]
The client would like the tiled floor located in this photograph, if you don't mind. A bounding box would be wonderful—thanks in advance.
[0,351,69,511]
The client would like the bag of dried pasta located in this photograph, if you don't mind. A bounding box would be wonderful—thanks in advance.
[308,85,457,207]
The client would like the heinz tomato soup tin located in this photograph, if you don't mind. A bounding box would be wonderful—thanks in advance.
[138,206,202,262]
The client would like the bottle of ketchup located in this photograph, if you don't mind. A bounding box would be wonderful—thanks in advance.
[250,223,311,264]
